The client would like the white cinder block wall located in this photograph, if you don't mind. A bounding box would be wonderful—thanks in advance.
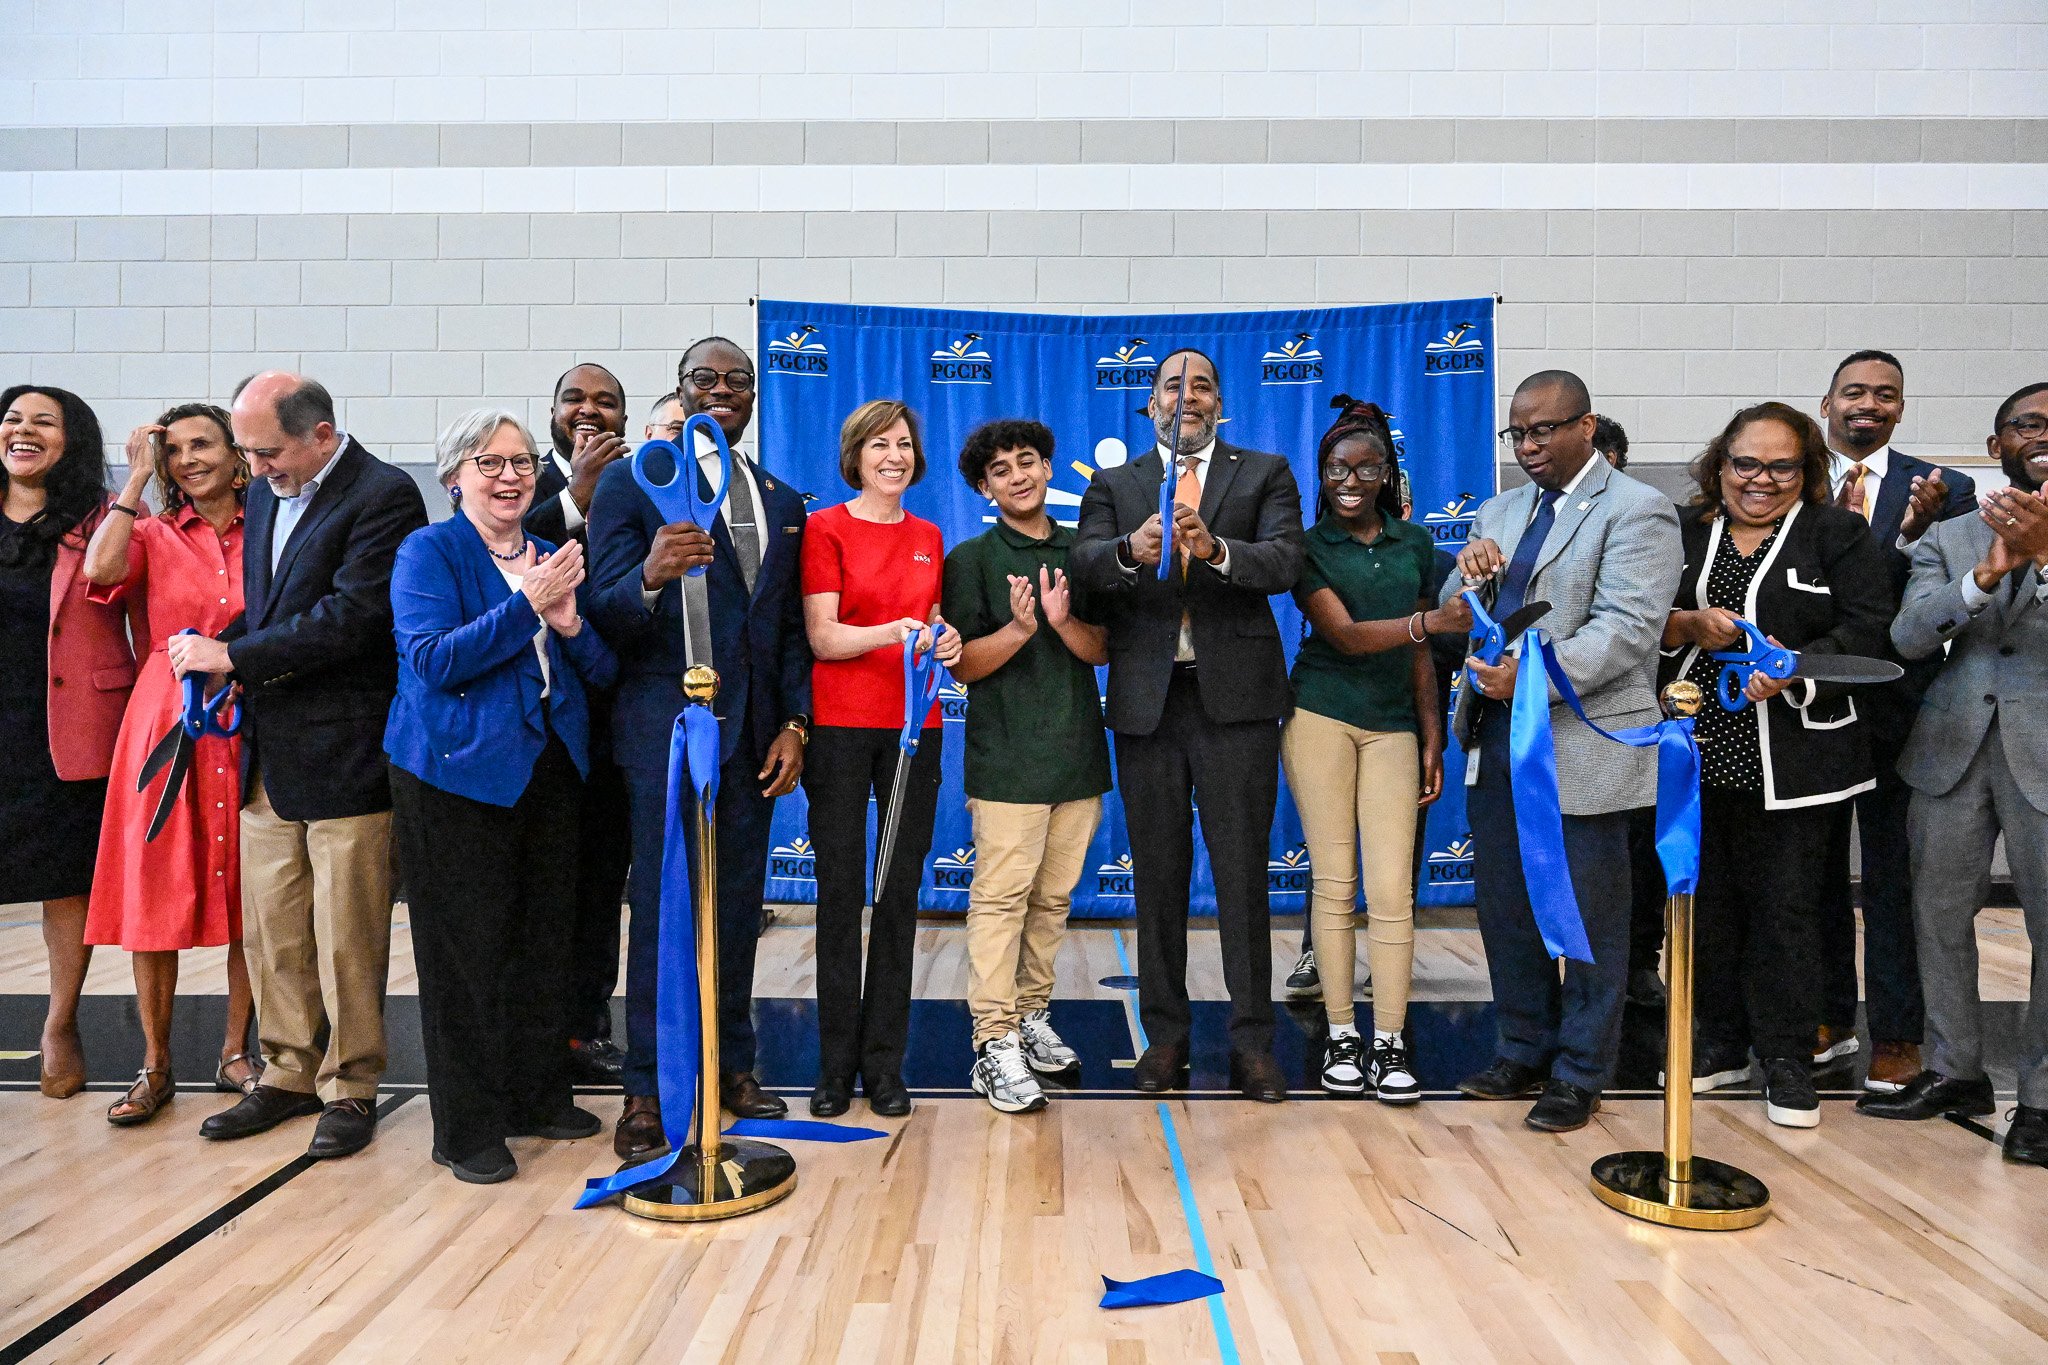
[2,3,2044,487]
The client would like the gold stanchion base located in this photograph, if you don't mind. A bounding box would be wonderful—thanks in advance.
[1590,1151,1770,1231]
[622,1139,798,1223]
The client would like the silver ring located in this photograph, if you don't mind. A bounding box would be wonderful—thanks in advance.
[2008,516,2020,526]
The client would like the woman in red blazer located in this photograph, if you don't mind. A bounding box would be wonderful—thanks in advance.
[1,385,137,1099]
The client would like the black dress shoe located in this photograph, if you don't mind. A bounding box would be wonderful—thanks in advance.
[865,1074,912,1118]
[614,1095,668,1160]
[1230,1050,1288,1104]
[721,1072,789,1119]
[1131,1042,1191,1094]
[307,1097,377,1159]
[1525,1079,1600,1132]
[2004,1105,2048,1166]
[511,1105,602,1140]
[567,1037,625,1087]
[809,1077,853,1118]
[434,1141,517,1184]
[198,1083,323,1141]
[1854,1069,1995,1121]
[1457,1057,1547,1101]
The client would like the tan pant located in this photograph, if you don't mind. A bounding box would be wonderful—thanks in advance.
[965,796,1102,1048]
[1280,708,1418,1032]
[240,776,395,1101]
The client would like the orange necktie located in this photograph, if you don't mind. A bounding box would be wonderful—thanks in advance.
[1174,453,1202,572]
[1838,463,1870,522]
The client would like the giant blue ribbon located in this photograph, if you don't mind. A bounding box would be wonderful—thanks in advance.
[574,703,723,1208]
[1502,630,1704,967]
[1100,1270,1225,1310]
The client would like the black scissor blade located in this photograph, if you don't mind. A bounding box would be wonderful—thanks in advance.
[1495,600,1552,646]
[1789,654,1904,685]
[144,733,191,842]
[136,723,184,792]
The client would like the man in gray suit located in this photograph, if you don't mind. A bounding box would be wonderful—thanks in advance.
[1441,370,1683,1132]
[1858,381,2048,1167]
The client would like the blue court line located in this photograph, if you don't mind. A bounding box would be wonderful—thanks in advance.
[1111,930,1241,1365]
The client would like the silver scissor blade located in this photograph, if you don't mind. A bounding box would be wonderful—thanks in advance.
[871,750,917,905]
[144,732,191,842]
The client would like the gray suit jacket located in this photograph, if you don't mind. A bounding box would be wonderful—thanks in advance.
[1440,456,1683,816]
[1891,513,2048,814]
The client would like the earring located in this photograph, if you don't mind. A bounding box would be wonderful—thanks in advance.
[449,485,462,507]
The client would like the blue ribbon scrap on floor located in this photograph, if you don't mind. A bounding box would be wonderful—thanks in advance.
[575,707,723,1209]
[724,1118,885,1143]
[1100,1270,1226,1310]
[1509,631,1705,966]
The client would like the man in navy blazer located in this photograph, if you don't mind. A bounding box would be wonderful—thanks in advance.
[588,338,813,1160]
[169,372,428,1160]
[1814,349,1979,1091]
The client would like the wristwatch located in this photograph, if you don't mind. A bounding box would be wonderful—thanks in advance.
[781,714,811,745]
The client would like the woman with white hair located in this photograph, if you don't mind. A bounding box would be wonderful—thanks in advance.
[385,408,617,1183]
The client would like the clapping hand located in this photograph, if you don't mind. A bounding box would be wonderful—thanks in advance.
[1899,468,1951,541]
[522,539,586,633]
[1983,485,2048,562]
[1006,573,1039,637]
[1039,565,1075,628]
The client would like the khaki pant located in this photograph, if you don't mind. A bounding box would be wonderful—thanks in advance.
[1279,708,1418,1033]
[240,776,395,1101]
[966,795,1102,1048]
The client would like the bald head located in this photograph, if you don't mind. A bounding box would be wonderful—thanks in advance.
[1505,369,1597,492]
[233,370,340,497]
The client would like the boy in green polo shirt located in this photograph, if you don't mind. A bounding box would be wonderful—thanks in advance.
[942,419,1112,1114]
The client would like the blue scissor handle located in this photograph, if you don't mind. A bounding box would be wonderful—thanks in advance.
[899,624,950,753]
[1708,617,1795,712]
[632,412,731,577]
[1462,589,1509,667]
[172,627,241,737]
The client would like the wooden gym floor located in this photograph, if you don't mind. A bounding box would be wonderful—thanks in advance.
[2,906,2044,1363]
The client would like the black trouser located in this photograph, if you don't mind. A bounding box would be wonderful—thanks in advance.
[1624,805,1668,980]
[391,738,578,1163]
[1694,788,1833,1062]
[1114,667,1279,1055]
[803,724,943,1085]
[565,755,632,1044]
[1818,762,1925,1045]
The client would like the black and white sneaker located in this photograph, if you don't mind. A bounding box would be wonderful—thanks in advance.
[1762,1056,1820,1129]
[1018,1009,1079,1074]
[1659,1041,1751,1094]
[1320,1033,1367,1095]
[1285,949,1320,999]
[970,1034,1047,1114]
[1367,1036,1420,1105]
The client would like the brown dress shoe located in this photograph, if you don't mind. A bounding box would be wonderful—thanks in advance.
[1231,1050,1288,1104]
[1131,1042,1190,1093]
[1864,1041,1921,1093]
[613,1094,668,1161]
[720,1072,788,1119]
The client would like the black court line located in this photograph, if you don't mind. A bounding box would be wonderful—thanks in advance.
[1945,1110,2008,1147]
[0,1093,412,1365]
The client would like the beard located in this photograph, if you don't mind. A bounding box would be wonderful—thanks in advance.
[1836,416,1888,452]
[1153,410,1218,455]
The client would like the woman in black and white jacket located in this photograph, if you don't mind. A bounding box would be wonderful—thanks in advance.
[1658,401,1896,1129]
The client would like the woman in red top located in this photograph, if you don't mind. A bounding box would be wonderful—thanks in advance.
[800,399,962,1120]
[82,405,257,1125]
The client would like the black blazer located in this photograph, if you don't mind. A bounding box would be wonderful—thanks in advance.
[1659,499,1898,809]
[523,454,576,547]
[1070,440,1303,735]
[224,438,430,821]
[1865,450,1977,718]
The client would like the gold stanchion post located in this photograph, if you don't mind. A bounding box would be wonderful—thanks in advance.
[1590,681,1770,1231]
[625,665,798,1222]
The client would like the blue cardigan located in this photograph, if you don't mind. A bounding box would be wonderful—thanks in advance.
[385,514,618,806]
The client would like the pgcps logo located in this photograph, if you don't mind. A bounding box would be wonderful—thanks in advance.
[930,333,993,386]
[1260,333,1323,387]
[1422,492,1479,548]
[1422,322,1486,379]
[1093,337,1157,391]
[1266,844,1312,894]
[932,845,976,891]
[768,835,816,888]
[765,324,828,378]
[938,677,969,724]
[1095,852,1136,899]
[1425,834,1474,889]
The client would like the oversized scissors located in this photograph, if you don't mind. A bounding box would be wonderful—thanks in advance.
[632,411,731,576]
[1460,588,1553,693]
[1156,355,1190,580]
[1708,617,1902,712]
[136,628,241,842]
[873,625,951,906]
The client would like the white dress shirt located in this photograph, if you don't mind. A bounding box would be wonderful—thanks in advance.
[270,434,348,576]
[493,560,551,696]
[549,451,583,534]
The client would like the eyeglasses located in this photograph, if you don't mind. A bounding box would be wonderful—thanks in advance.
[649,420,688,438]
[682,368,755,393]
[1497,412,1589,451]
[2000,413,2048,439]
[1323,461,1388,484]
[468,453,538,478]
[1727,455,1804,485]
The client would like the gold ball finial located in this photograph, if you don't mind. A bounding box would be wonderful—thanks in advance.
[684,664,721,706]
[1661,679,1703,719]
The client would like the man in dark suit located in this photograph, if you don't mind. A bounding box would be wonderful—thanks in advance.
[1815,349,1978,1091]
[588,337,813,1159]
[170,371,427,1159]
[1070,348,1304,1103]
[524,363,636,1086]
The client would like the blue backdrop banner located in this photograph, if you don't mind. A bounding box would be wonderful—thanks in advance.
[754,298,1497,916]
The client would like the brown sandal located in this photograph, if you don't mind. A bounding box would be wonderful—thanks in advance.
[214,1052,262,1095]
[107,1068,175,1127]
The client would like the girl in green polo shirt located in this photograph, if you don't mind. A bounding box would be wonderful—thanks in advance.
[1282,396,1457,1103]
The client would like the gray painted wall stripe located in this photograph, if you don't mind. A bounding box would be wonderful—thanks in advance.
[0,118,2041,174]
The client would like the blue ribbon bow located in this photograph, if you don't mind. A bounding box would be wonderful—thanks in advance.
[632,413,731,576]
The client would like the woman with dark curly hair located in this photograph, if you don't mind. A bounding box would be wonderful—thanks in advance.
[0,384,139,1100]
[81,404,260,1125]
[1658,400,1896,1128]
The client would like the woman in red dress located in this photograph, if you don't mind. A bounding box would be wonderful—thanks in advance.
[83,404,257,1126]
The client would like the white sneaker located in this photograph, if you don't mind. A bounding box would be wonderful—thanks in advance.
[1321,1033,1367,1095]
[1368,1036,1421,1105]
[1018,1009,1079,1074]
[971,1034,1047,1114]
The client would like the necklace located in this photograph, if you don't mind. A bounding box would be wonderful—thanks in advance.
[486,539,526,562]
